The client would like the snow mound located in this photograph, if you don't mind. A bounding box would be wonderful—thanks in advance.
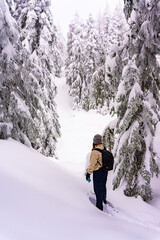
[0,139,160,240]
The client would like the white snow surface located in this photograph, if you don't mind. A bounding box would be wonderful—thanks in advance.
[0,76,160,240]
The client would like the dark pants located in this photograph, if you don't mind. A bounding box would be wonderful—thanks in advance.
[93,168,108,211]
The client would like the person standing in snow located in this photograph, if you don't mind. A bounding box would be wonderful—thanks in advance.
[86,134,108,211]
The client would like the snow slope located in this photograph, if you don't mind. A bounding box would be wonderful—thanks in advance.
[0,76,160,240]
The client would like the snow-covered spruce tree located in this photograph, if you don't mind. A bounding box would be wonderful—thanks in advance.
[112,0,160,201]
[65,13,87,109]
[56,25,67,64]
[105,43,128,114]
[105,5,128,113]
[12,0,63,77]
[83,14,107,111]
[93,7,127,113]
[108,4,127,48]
[100,8,111,55]
[90,13,109,113]
[91,66,107,112]
[83,15,98,85]
[0,0,60,157]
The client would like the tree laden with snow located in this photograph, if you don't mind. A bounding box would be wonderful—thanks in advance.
[105,6,128,114]
[90,14,109,112]
[91,66,107,110]
[65,13,87,109]
[11,0,63,77]
[80,14,99,110]
[113,0,160,201]
[0,0,61,157]
[81,14,108,111]
[65,13,108,111]
[105,46,128,114]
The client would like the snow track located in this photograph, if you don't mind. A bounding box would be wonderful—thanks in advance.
[87,191,160,231]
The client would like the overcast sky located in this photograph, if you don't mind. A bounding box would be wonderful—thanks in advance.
[51,0,123,36]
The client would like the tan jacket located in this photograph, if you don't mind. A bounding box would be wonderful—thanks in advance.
[87,144,104,174]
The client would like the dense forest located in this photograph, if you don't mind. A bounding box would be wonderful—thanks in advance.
[0,0,160,201]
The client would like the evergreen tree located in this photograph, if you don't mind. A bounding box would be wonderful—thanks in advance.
[12,0,63,77]
[105,43,128,114]
[101,8,111,55]
[83,14,106,111]
[84,14,98,82]
[0,0,61,157]
[65,13,86,109]
[91,66,107,111]
[108,4,127,47]
[90,14,108,113]
[56,24,67,65]
[105,4,128,113]
[112,0,160,201]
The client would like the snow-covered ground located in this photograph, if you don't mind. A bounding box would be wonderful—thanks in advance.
[0,76,160,240]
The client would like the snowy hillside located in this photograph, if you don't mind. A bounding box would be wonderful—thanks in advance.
[0,76,160,240]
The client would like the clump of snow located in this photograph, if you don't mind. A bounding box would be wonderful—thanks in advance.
[128,82,143,102]
[104,118,118,131]
[11,92,31,118]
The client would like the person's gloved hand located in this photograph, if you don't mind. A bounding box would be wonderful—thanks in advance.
[86,172,91,182]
